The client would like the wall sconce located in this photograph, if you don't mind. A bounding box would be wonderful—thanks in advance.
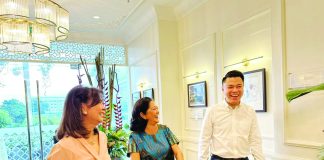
[138,82,146,90]
[223,56,263,68]
[183,71,207,79]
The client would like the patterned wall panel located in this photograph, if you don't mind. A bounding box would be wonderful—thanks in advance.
[0,42,126,65]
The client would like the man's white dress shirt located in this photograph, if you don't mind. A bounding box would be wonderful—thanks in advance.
[198,101,264,160]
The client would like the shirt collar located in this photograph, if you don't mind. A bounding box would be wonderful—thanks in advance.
[222,100,241,110]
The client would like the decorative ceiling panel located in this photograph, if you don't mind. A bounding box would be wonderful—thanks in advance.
[0,42,126,65]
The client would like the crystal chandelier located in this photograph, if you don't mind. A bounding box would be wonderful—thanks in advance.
[0,0,69,54]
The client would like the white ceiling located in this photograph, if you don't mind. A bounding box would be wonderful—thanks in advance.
[52,0,182,45]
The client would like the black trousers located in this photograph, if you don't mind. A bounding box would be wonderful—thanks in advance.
[211,154,249,160]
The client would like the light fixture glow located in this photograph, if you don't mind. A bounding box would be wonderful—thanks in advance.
[0,0,69,55]
[183,71,207,79]
[93,16,100,19]
[6,2,18,10]
[223,56,264,68]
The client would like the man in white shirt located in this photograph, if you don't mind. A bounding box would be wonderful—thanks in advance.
[198,70,264,160]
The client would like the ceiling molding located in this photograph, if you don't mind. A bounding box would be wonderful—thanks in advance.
[51,0,183,44]
[120,1,158,44]
[155,5,177,21]
[174,0,209,20]
[117,0,146,30]
[121,1,181,44]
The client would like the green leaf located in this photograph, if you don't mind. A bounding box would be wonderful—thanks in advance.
[318,145,324,160]
[286,83,324,102]
[104,127,130,158]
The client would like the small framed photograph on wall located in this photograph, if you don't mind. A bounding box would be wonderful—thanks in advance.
[132,91,141,106]
[143,88,154,100]
[187,81,207,107]
[242,68,267,112]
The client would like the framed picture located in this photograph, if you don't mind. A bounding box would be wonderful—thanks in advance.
[187,81,207,107]
[242,68,267,112]
[143,88,154,100]
[132,91,141,106]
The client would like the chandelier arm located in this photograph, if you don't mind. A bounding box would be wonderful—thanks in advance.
[0,14,29,20]
[32,43,50,54]
[35,18,57,27]
[55,26,69,40]
[0,44,8,51]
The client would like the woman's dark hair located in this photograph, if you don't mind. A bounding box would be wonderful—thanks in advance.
[222,70,244,84]
[56,85,102,140]
[130,97,152,132]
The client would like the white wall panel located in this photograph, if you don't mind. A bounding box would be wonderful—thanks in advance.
[283,0,324,152]
[180,34,216,140]
[221,10,274,142]
[128,21,160,111]
[128,24,157,65]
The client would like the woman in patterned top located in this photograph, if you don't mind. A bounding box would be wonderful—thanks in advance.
[127,97,184,160]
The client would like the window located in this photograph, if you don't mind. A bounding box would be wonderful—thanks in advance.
[0,61,130,159]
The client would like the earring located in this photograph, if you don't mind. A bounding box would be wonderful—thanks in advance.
[83,111,87,115]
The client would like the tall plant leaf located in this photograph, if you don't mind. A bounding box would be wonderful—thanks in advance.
[114,72,123,130]
[95,47,105,90]
[102,81,111,129]
[80,55,93,86]
[77,64,84,85]
[107,64,116,130]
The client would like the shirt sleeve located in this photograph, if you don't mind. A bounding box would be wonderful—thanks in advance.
[249,110,265,160]
[164,126,180,146]
[198,107,213,160]
[127,134,139,157]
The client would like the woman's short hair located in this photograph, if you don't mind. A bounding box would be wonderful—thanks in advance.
[130,97,152,132]
[56,85,102,140]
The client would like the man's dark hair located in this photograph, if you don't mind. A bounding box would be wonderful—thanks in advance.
[130,97,152,132]
[222,70,244,84]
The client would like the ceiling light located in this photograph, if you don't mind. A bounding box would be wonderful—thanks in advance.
[93,16,100,19]
[0,0,69,55]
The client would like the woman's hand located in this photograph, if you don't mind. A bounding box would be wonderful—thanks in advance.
[130,152,140,160]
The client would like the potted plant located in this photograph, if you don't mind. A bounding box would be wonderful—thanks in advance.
[79,47,130,159]
[319,145,324,160]
[99,124,129,159]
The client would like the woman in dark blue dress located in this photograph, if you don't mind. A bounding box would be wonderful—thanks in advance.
[127,97,184,160]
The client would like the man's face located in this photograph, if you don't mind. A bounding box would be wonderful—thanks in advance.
[222,77,244,107]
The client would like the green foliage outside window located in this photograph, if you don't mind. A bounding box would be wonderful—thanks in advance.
[31,115,61,126]
[0,110,12,128]
[0,98,62,128]
[0,99,26,127]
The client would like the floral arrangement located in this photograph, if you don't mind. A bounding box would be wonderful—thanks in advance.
[79,47,129,158]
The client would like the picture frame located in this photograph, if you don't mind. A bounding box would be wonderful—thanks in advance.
[143,88,154,100]
[187,81,207,107]
[132,91,141,106]
[242,68,267,112]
